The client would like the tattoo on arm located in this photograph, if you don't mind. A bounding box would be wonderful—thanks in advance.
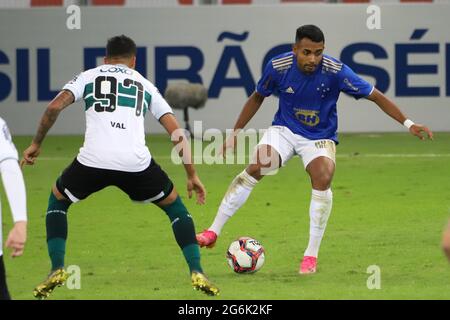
[33,90,74,145]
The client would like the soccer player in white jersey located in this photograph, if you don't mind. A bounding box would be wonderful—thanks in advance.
[22,35,219,298]
[196,25,433,274]
[0,117,27,300]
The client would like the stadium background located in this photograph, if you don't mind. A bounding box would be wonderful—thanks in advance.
[0,0,449,300]
[0,0,449,135]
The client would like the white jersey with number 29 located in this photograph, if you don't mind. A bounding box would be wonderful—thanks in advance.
[63,64,173,172]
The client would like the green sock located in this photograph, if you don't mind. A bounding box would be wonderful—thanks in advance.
[46,192,71,271]
[161,196,203,273]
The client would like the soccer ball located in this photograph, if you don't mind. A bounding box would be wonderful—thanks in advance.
[226,237,265,273]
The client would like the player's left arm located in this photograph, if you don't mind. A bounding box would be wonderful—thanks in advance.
[0,121,27,257]
[21,90,75,167]
[366,88,433,140]
[1,159,27,257]
[159,113,206,205]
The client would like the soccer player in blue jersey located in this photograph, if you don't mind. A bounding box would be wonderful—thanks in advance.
[197,25,433,274]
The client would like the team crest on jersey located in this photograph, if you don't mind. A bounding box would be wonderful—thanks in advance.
[294,108,320,127]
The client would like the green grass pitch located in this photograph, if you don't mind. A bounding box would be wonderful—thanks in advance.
[2,133,450,299]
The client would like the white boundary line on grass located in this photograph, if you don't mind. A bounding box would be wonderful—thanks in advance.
[37,154,450,161]
[337,154,450,158]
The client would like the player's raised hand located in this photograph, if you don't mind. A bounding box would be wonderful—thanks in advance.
[21,142,41,167]
[5,221,27,258]
[187,174,206,205]
[409,124,433,141]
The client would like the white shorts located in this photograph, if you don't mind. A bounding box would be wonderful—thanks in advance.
[257,126,336,169]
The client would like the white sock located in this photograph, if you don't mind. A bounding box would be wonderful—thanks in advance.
[209,170,258,235]
[304,189,333,258]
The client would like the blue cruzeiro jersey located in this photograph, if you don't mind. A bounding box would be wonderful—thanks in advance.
[256,52,374,143]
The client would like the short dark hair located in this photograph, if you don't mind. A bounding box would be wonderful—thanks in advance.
[295,25,325,43]
[106,35,137,58]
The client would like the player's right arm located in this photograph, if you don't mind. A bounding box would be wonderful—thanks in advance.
[221,92,265,155]
[232,92,266,131]
[22,70,87,167]
[21,90,75,166]
[160,113,206,205]
[222,60,278,154]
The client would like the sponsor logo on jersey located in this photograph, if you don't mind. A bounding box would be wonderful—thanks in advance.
[99,66,133,75]
[285,86,294,94]
[343,78,359,92]
[294,108,320,127]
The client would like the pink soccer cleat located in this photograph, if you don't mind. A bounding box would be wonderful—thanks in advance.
[196,230,218,248]
[299,256,317,274]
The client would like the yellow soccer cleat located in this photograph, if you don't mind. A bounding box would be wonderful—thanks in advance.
[33,268,69,300]
[191,271,220,296]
